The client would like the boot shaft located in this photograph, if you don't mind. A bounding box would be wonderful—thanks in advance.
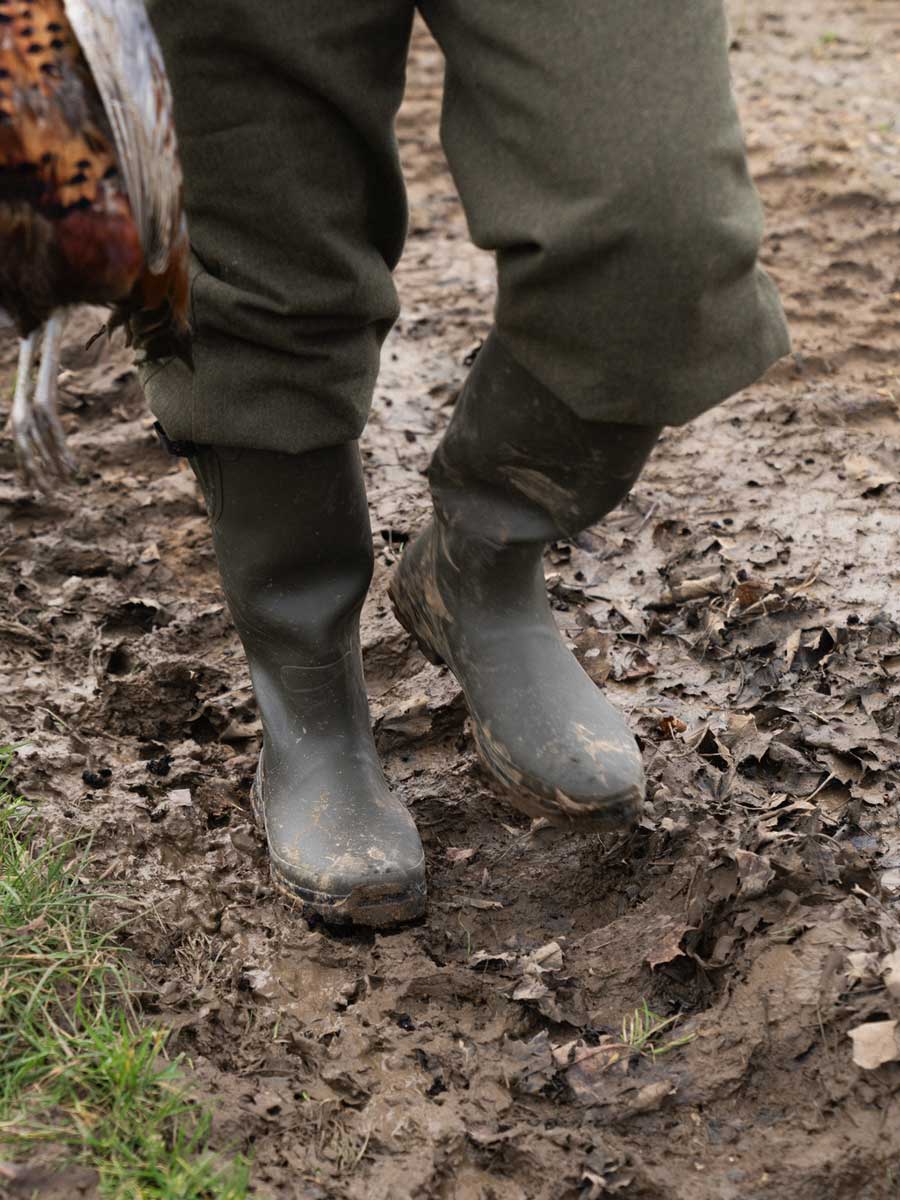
[430,334,660,545]
[190,442,375,666]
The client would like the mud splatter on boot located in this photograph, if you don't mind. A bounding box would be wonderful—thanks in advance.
[390,335,659,831]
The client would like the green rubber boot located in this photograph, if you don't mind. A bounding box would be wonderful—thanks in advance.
[389,335,660,832]
[191,443,426,925]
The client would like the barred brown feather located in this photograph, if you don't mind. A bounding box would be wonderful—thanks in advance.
[0,0,188,341]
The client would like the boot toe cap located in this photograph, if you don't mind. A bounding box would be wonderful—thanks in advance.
[268,828,427,926]
[476,720,645,830]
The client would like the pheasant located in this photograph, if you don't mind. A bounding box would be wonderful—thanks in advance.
[0,0,189,486]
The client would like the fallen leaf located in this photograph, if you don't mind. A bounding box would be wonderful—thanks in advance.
[580,1140,634,1197]
[243,967,278,1000]
[845,950,880,983]
[512,975,553,1003]
[632,1080,675,1112]
[446,846,477,864]
[527,941,564,972]
[658,574,723,605]
[849,1020,900,1069]
[843,452,896,495]
[564,1039,636,1105]
[645,922,690,970]
[573,627,611,683]
[659,716,688,738]
[734,849,776,898]
[504,1032,555,1095]
[609,646,656,682]
[783,628,803,669]
[735,579,769,609]
[882,950,900,1000]
[469,949,516,970]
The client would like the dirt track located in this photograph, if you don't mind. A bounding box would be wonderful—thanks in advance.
[2,3,900,1197]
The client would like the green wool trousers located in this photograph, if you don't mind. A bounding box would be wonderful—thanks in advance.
[142,1,790,453]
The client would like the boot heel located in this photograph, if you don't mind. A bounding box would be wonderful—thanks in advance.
[388,584,446,667]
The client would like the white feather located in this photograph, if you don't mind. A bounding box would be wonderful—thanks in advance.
[63,0,183,275]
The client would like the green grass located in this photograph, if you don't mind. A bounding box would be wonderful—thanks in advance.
[619,1001,695,1060]
[0,748,250,1198]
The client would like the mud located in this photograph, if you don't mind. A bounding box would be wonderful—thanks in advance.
[2,2,900,1197]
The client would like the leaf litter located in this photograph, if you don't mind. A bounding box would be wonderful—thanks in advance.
[2,2,900,1197]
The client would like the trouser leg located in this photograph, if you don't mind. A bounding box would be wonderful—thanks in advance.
[144,0,415,452]
[142,2,425,925]
[419,0,790,426]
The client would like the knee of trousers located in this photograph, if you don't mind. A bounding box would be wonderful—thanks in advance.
[501,193,765,358]
[494,182,789,429]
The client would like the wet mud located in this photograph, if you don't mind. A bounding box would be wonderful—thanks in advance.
[2,2,900,1196]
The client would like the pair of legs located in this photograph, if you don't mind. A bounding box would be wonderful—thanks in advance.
[142,1,789,924]
[10,313,74,486]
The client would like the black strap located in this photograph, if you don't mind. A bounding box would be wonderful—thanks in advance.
[153,421,197,459]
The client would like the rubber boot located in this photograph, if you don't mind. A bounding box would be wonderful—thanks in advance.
[389,335,660,832]
[190,443,426,925]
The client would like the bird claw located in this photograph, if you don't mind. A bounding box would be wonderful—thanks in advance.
[8,315,76,493]
[10,402,77,493]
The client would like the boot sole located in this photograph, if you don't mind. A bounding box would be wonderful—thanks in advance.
[471,723,642,833]
[250,774,427,928]
[390,576,643,835]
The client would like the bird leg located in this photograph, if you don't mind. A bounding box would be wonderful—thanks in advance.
[34,313,74,475]
[10,331,37,466]
[8,313,75,489]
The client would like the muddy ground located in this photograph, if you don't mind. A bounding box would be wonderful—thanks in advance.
[3,2,900,1197]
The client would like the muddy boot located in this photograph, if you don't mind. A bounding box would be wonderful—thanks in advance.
[389,335,660,832]
[190,443,426,925]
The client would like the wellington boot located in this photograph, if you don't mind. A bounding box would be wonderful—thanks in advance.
[389,336,660,832]
[191,443,425,925]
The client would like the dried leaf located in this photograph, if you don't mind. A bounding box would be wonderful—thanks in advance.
[735,579,770,609]
[504,1032,556,1096]
[849,1020,900,1070]
[659,574,723,605]
[882,950,900,1000]
[469,950,516,970]
[632,1081,675,1112]
[446,846,477,864]
[574,627,612,683]
[511,975,552,1003]
[659,715,688,738]
[783,628,803,669]
[846,950,880,983]
[734,849,776,898]
[843,452,896,495]
[645,922,690,970]
[526,941,564,972]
